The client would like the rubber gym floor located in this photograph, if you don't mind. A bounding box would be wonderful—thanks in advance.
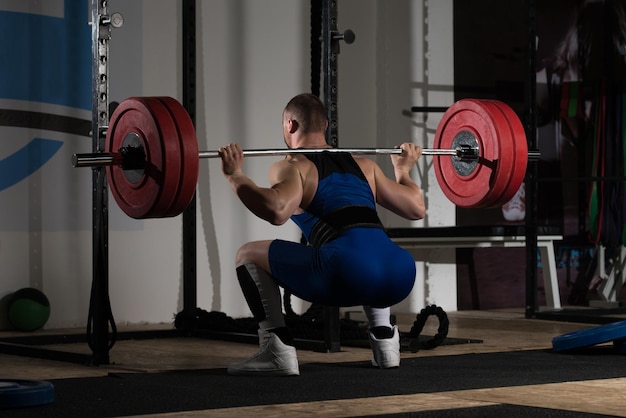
[1,309,626,417]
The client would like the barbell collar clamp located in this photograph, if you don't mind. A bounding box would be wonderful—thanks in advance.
[454,145,479,161]
[118,145,146,170]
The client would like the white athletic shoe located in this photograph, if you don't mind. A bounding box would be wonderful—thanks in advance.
[227,329,300,376]
[369,325,400,369]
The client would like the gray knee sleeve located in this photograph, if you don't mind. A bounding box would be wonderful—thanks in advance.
[236,262,285,330]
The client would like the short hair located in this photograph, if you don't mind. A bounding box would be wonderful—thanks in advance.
[283,93,328,134]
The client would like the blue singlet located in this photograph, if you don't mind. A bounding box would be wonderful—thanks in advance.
[268,152,416,308]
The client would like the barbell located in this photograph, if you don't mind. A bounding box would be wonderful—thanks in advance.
[72,96,538,219]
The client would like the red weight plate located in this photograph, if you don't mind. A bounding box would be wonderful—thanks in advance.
[155,97,199,217]
[106,97,181,219]
[433,99,501,208]
[106,98,162,218]
[140,97,183,218]
[489,100,528,206]
[476,100,516,207]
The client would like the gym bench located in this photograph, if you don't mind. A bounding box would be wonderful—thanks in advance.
[387,225,564,310]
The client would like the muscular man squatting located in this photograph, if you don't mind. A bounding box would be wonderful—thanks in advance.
[219,93,425,376]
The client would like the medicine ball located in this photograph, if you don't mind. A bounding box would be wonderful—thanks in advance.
[7,288,50,332]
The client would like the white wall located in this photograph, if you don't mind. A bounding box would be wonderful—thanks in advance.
[0,0,456,331]
[339,0,457,312]
[195,0,310,318]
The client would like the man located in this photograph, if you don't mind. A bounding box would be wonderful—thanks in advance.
[219,93,425,376]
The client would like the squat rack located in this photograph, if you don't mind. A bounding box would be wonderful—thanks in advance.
[84,0,349,364]
[84,0,355,364]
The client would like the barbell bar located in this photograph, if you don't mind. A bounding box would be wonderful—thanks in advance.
[73,146,541,168]
[72,146,477,169]
[71,96,538,219]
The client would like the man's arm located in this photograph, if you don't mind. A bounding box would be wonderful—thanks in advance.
[221,144,303,225]
[362,143,425,220]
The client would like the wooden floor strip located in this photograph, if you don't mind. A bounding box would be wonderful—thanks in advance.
[125,393,496,418]
[448,377,626,417]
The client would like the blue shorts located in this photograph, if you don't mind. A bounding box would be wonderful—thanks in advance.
[268,228,416,307]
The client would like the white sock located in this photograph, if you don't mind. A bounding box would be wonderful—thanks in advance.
[363,306,392,328]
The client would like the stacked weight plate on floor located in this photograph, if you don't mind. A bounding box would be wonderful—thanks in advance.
[106,97,199,219]
[433,99,528,208]
[552,320,626,354]
[0,379,54,408]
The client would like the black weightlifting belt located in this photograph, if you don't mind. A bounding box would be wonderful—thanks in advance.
[308,205,383,247]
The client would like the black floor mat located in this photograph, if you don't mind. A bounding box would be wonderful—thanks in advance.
[5,347,626,418]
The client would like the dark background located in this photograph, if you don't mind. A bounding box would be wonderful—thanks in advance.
[452,0,626,309]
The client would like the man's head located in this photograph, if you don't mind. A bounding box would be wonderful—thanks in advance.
[282,94,328,145]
